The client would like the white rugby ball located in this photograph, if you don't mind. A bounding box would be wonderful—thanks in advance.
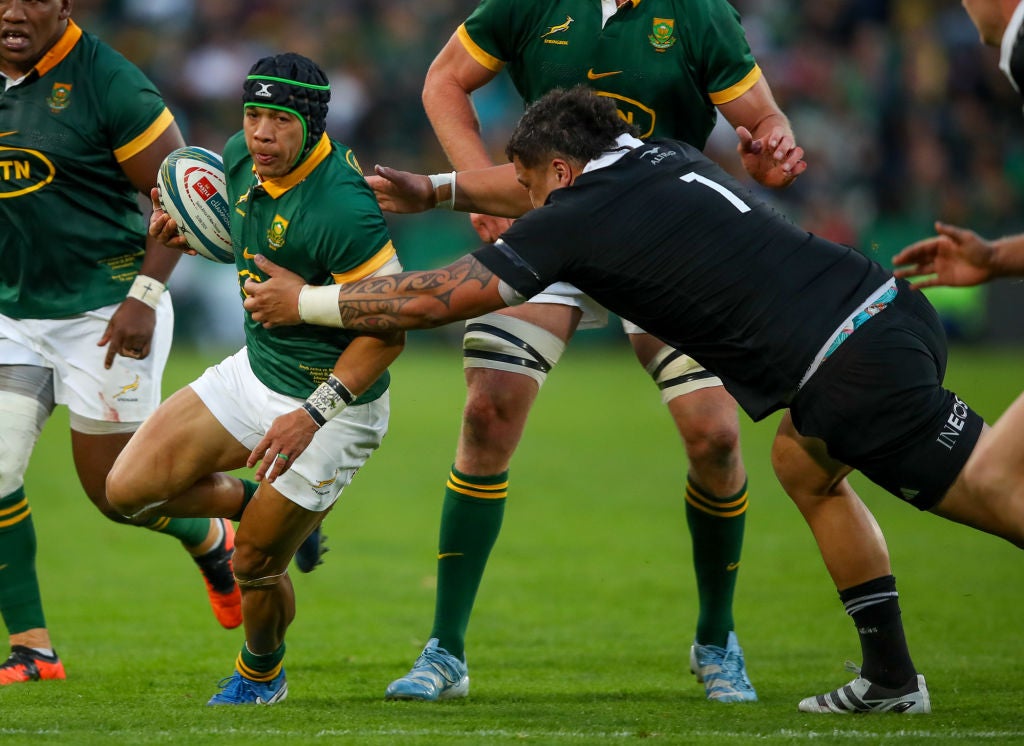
[157,146,234,263]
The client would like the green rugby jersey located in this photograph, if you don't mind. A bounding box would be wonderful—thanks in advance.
[459,0,759,146]
[224,131,394,401]
[0,21,176,318]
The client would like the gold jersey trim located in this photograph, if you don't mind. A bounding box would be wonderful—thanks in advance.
[33,20,82,79]
[331,241,398,284]
[457,24,504,73]
[114,108,175,163]
[259,133,332,199]
[708,64,761,106]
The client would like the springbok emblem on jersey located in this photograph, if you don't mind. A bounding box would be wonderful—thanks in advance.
[541,15,574,37]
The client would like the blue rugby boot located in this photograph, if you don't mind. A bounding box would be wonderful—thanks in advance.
[385,638,469,701]
[207,668,288,705]
[689,631,758,702]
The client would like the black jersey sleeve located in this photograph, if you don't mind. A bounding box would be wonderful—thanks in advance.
[472,202,582,300]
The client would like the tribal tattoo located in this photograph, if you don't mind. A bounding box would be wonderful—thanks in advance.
[336,254,502,331]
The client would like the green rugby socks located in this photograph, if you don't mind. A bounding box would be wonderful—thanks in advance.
[431,467,508,660]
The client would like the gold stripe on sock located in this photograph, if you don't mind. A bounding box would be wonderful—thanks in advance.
[144,516,171,531]
[685,483,748,518]
[235,653,283,682]
[0,499,30,528]
[447,471,508,499]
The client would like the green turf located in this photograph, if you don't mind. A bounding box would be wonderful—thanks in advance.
[3,338,1023,744]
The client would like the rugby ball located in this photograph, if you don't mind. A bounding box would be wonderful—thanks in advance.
[157,146,234,263]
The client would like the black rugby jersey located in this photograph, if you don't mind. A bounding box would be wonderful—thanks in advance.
[474,139,892,420]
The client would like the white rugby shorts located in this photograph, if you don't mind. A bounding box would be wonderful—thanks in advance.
[528,281,650,336]
[0,295,173,427]
[190,347,389,512]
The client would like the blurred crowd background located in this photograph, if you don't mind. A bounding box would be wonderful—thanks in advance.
[72,0,1024,349]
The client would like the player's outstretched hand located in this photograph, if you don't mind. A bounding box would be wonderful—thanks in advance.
[366,165,436,213]
[736,125,806,189]
[247,408,319,482]
[470,213,514,243]
[892,221,994,289]
[243,254,305,327]
[148,187,194,254]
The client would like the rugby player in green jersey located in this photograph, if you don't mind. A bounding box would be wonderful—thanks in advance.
[244,86,1024,714]
[0,0,243,685]
[107,53,405,706]
[367,0,805,704]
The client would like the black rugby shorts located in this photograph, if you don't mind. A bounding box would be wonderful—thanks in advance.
[791,282,984,511]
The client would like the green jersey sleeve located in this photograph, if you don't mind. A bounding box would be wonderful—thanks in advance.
[687,0,759,104]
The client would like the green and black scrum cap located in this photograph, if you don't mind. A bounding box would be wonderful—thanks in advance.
[243,52,331,165]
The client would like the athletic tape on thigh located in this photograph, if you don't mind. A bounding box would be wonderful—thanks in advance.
[69,411,142,435]
[234,569,288,589]
[644,346,722,404]
[0,389,51,496]
[463,312,566,386]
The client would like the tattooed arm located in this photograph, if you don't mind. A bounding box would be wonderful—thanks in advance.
[243,253,509,330]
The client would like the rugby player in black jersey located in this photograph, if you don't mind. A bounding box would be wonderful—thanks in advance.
[244,86,1024,714]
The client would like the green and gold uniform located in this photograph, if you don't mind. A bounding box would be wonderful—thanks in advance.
[406,0,765,675]
[459,0,759,144]
[223,131,394,402]
[0,20,176,319]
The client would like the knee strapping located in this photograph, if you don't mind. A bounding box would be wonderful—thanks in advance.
[234,569,287,589]
[462,312,565,386]
[644,346,722,404]
[0,387,51,496]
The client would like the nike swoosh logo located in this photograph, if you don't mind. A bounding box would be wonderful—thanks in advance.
[0,131,16,138]
[726,562,740,571]
[243,248,257,259]
[437,552,464,559]
[587,69,622,80]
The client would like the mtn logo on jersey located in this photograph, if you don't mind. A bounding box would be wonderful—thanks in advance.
[595,91,657,138]
[0,143,55,199]
[46,82,73,113]
[541,15,573,45]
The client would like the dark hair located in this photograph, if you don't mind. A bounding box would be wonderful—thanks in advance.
[505,86,638,168]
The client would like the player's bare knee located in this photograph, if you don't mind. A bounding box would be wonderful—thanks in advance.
[231,541,287,587]
[105,465,164,519]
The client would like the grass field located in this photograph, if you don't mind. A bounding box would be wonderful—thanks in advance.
[3,337,1024,744]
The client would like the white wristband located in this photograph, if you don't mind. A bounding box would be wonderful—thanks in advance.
[428,171,457,209]
[298,284,344,328]
[127,274,165,310]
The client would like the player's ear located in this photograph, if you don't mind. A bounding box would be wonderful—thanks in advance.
[553,158,574,187]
